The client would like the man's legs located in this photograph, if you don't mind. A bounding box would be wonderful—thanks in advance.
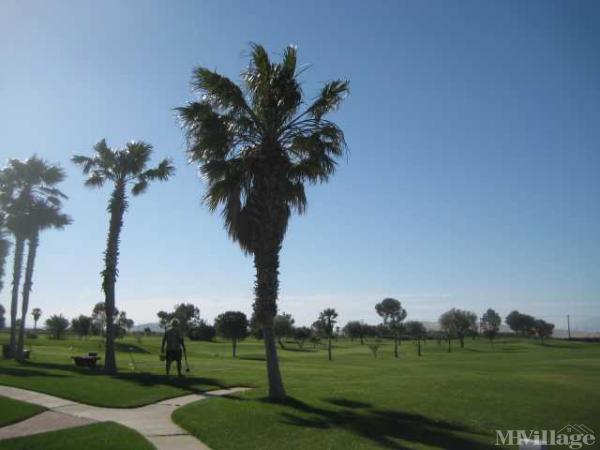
[166,359,172,375]
[176,358,182,376]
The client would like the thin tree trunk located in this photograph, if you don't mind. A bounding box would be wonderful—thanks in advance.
[417,338,421,357]
[17,233,39,360]
[102,182,126,374]
[9,237,25,357]
[254,249,286,402]
[460,336,464,348]
[448,338,452,353]
[394,335,398,357]
[233,338,237,357]
[328,336,332,361]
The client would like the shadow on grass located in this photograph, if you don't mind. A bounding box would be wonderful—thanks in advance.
[237,355,266,361]
[9,360,229,395]
[114,343,150,354]
[272,396,494,450]
[281,347,316,353]
[540,341,584,349]
[325,398,372,409]
[0,366,69,378]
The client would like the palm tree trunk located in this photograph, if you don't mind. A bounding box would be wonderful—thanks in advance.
[0,237,9,294]
[9,237,25,357]
[102,182,127,374]
[17,233,39,360]
[254,249,286,402]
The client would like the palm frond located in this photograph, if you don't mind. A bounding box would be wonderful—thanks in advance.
[306,80,349,120]
[193,68,251,115]
[84,171,106,188]
[177,101,234,160]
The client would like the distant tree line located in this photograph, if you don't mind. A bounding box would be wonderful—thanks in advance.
[8,298,556,357]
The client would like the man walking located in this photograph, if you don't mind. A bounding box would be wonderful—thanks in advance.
[161,318,186,376]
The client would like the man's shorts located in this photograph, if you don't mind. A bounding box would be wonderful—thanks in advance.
[166,349,182,362]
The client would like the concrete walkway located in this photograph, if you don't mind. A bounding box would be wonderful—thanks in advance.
[0,385,249,450]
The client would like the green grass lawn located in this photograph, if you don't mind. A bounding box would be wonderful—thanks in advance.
[1,332,599,449]
[0,422,154,450]
[0,396,45,427]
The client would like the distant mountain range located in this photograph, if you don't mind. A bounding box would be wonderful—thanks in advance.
[131,322,163,333]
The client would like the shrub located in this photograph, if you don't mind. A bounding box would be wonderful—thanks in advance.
[188,320,216,341]
[45,314,69,339]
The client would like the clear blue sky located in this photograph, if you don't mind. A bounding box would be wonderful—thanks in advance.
[1,0,598,330]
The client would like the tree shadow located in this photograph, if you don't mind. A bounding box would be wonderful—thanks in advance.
[325,398,372,409]
[237,355,266,361]
[276,396,494,450]
[113,372,230,394]
[282,347,316,353]
[540,341,583,349]
[0,366,68,378]
[9,360,229,394]
[114,343,150,354]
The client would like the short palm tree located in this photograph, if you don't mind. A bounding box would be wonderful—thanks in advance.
[177,44,349,401]
[72,140,174,373]
[31,307,42,330]
[17,200,71,360]
[319,308,338,361]
[0,157,67,357]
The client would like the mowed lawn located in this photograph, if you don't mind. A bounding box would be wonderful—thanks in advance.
[1,333,599,449]
[0,422,154,450]
[0,396,45,427]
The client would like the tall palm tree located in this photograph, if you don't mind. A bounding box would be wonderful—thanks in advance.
[72,140,174,374]
[0,157,67,357]
[17,201,71,360]
[177,44,349,401]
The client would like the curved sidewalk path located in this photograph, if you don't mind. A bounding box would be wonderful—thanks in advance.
[0,385,250,450]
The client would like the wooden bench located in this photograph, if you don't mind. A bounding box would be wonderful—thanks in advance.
[72,353,101,368]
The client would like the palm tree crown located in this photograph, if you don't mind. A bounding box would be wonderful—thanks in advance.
[0,156,68,238]
[72,139,174,194]
[177,44,349,254]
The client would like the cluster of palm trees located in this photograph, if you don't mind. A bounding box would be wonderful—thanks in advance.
[1,44,348,402]
[0,157,72,360]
